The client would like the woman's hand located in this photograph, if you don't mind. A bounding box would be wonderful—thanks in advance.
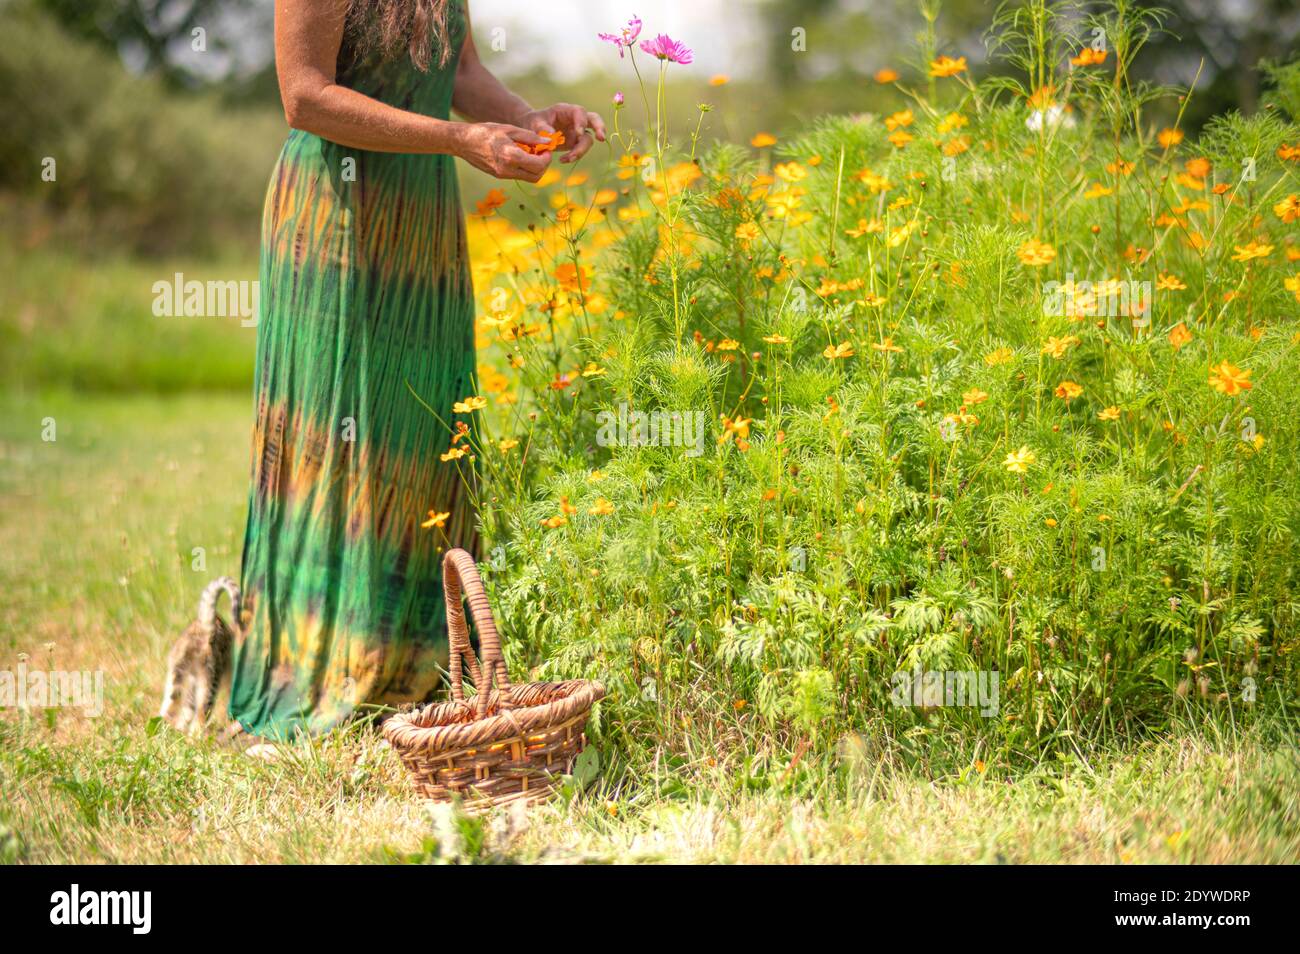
[517,104,607,163]
[455,123,554,182]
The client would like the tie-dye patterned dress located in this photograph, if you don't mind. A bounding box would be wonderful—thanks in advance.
[229,2,477,740]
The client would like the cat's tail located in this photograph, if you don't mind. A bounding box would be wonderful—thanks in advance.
[198,576,241,632]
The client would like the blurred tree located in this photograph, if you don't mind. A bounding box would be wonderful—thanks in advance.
[1133,0,1300,129]
[27,0,263,86]
[758,0,1300,130]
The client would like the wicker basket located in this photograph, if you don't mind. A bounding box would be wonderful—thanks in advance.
[382,548,605,810]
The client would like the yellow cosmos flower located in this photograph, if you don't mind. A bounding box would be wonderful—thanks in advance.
[774,161,808,183]
[1231,242,1272,263]
[1004,446,1036,473]
[1041,335,1080,359]
[588,498,615,516]
[1097,406,1121,421]
[929,55,967,77]
[440,447,467,462]
[984,347,1015,366]
[823,341,855,359]
[1017,239,1057,266]
[452,395,488,414]
[421,511,450,529]
[872,338,904,354]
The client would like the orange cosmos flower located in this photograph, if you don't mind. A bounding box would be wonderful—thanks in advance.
[823,341,856,359]
[929,55,967,77]
[871,338,904,354]
[1208,361,1252,395]
[588,498,615,516]
[750,132,777,148]
[539,514,567,529]
[709,74,729,86]
[1277,144,1300,161]
[1097,406,1121,421]
[1273,194,1300,223]
[1185,157,1211,178]
[1156,273,1186,291]
[440,447,467,462]
[963,387,989,405]
[473,188,507,217]
[1070,47,1108,66]
[1055,380,1084,402]
[718,416,753,447]
[1157,128,1184,148]
[1018,239,1057,266]
[874,67,899,83]
[884,109,914,130]
[520,129,565,156]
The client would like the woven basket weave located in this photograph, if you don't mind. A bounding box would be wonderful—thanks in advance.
[382,548,605,810]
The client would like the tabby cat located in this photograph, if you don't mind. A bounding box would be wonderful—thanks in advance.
[159,577,240,735]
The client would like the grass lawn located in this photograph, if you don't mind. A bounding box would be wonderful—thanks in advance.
[0,392,1297,864]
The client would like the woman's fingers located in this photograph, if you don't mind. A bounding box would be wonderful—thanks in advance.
[504,125,548,147]
[562,132,594,162]
[505,149,551,182]
[558,108,606,161]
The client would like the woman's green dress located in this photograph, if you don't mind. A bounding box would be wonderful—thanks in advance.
[229,1,477,739]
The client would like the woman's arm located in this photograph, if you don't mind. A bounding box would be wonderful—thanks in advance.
[274,0,551,181]
[452,8,607,164]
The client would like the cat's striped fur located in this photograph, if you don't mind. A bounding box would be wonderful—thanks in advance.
[159,577,240,735]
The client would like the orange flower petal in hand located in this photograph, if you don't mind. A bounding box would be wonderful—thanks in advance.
[520,129,565,156]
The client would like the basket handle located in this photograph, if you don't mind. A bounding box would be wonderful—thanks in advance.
[442,547,511,719]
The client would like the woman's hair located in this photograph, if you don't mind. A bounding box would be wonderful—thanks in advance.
[345,0,453,71]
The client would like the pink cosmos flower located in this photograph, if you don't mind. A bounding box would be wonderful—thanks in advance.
[639,33,693,65]
[598,16,642,57]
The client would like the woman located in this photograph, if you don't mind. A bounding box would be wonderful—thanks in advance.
[227,0,605,740]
